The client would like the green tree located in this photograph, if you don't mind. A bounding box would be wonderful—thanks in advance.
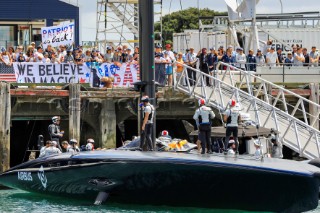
[155,7,227,45]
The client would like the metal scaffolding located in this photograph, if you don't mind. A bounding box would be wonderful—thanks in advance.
[95,0,162,52]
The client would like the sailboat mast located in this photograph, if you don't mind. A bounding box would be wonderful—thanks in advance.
[139,0,156,146]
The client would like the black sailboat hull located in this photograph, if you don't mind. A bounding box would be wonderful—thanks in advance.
[0,150,319,212]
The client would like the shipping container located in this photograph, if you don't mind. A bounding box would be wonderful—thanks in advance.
[259,28,320,52]
[173,31,227,53]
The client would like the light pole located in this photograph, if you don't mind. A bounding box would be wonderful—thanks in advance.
[279,0,283,14]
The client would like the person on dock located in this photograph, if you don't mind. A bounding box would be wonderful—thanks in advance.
[68,139,80,154]
[223,99,241,155]
[193,98,215,154]
[140,96,155,151]
[48,116,64,150]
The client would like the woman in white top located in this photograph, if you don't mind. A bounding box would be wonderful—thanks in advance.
[8,47,16,62]
[0,48,12,66]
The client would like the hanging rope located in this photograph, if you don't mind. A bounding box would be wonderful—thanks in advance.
[22,120,36,163]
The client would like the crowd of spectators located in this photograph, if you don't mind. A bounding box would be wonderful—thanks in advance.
[1,40,319,87]
[0,43,140,66]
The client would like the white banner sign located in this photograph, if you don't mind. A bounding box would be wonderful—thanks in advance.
[92,62,140,87]
[12,62,140,86]
[13,62,90,84]
[41,23,75,49]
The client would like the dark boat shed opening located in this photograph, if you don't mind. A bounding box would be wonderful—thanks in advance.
[0,0,79,48]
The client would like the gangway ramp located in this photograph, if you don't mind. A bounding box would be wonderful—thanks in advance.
[175,62,320,159]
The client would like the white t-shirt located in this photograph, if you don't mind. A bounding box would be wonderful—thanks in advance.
[266,52,277,66]
[143,104,154,124]
[236,53,246,69]
[34,52,44,62]
[293,53,304,66]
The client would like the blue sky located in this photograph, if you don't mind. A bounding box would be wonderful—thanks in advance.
[75,0,318,42]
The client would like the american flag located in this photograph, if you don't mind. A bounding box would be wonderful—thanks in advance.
[0,63,16,82]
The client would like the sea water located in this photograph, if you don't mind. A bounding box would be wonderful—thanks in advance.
[0,189,318,213]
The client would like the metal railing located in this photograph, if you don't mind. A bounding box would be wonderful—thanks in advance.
[174,61,320,159]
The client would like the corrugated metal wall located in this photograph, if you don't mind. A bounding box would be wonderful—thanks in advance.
[0,0,79,45]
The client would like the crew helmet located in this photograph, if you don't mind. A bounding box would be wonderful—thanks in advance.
[229,99,236,107]
[87,138,95,144]
[198,98,205,106]
[161,130,169,136]
[85,143,94,151]
[69,138,78,144]
[141,96,149,102]
[52,116,60,123]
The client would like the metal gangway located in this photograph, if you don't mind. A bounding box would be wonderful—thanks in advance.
[175,62,320,159]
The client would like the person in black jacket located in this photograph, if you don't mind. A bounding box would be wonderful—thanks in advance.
[197,48,210,86]
[246,49,256,71]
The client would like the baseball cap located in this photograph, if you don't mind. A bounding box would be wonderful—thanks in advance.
[165,44,171,48]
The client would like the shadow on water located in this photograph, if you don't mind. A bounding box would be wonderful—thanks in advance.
[0,189,274,213]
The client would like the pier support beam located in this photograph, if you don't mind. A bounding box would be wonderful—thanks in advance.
[99,99,116,148]
[69,84,81,142]
[309,83,319,130]
[0,83,11,172]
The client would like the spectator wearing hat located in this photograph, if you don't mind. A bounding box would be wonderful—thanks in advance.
[197,48,210,86]
[266,47,278,67]
[276,48,284,65]
[64,48,74,63]
[163,51,173,86]
[284,52,293,66]
[236,47,246,70]
[104,47,113,63]
[182,49,189,63]
[186,47,197,86]
[309,46,319,67]
[163,44,175,62]
[0,47,12,66]
[45,45,55,59]
[246,49,256,71]
[256,49,265,66]
[154,52,166,85]
[293,47,305,66]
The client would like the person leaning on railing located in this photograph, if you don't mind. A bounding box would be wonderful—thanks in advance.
[255,49,265,66]
[309,46,319,67]
[175,52,184,84]
[246,49,256,71]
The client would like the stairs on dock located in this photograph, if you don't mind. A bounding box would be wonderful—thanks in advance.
[175,62,320,159]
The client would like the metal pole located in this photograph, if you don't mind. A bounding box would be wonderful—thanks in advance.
[139,0,156,147]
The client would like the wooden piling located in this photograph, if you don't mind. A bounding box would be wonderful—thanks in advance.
[309,83,319,130]
[99,99,116,148]
[0,82,11,172]
[69,84,81,143]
